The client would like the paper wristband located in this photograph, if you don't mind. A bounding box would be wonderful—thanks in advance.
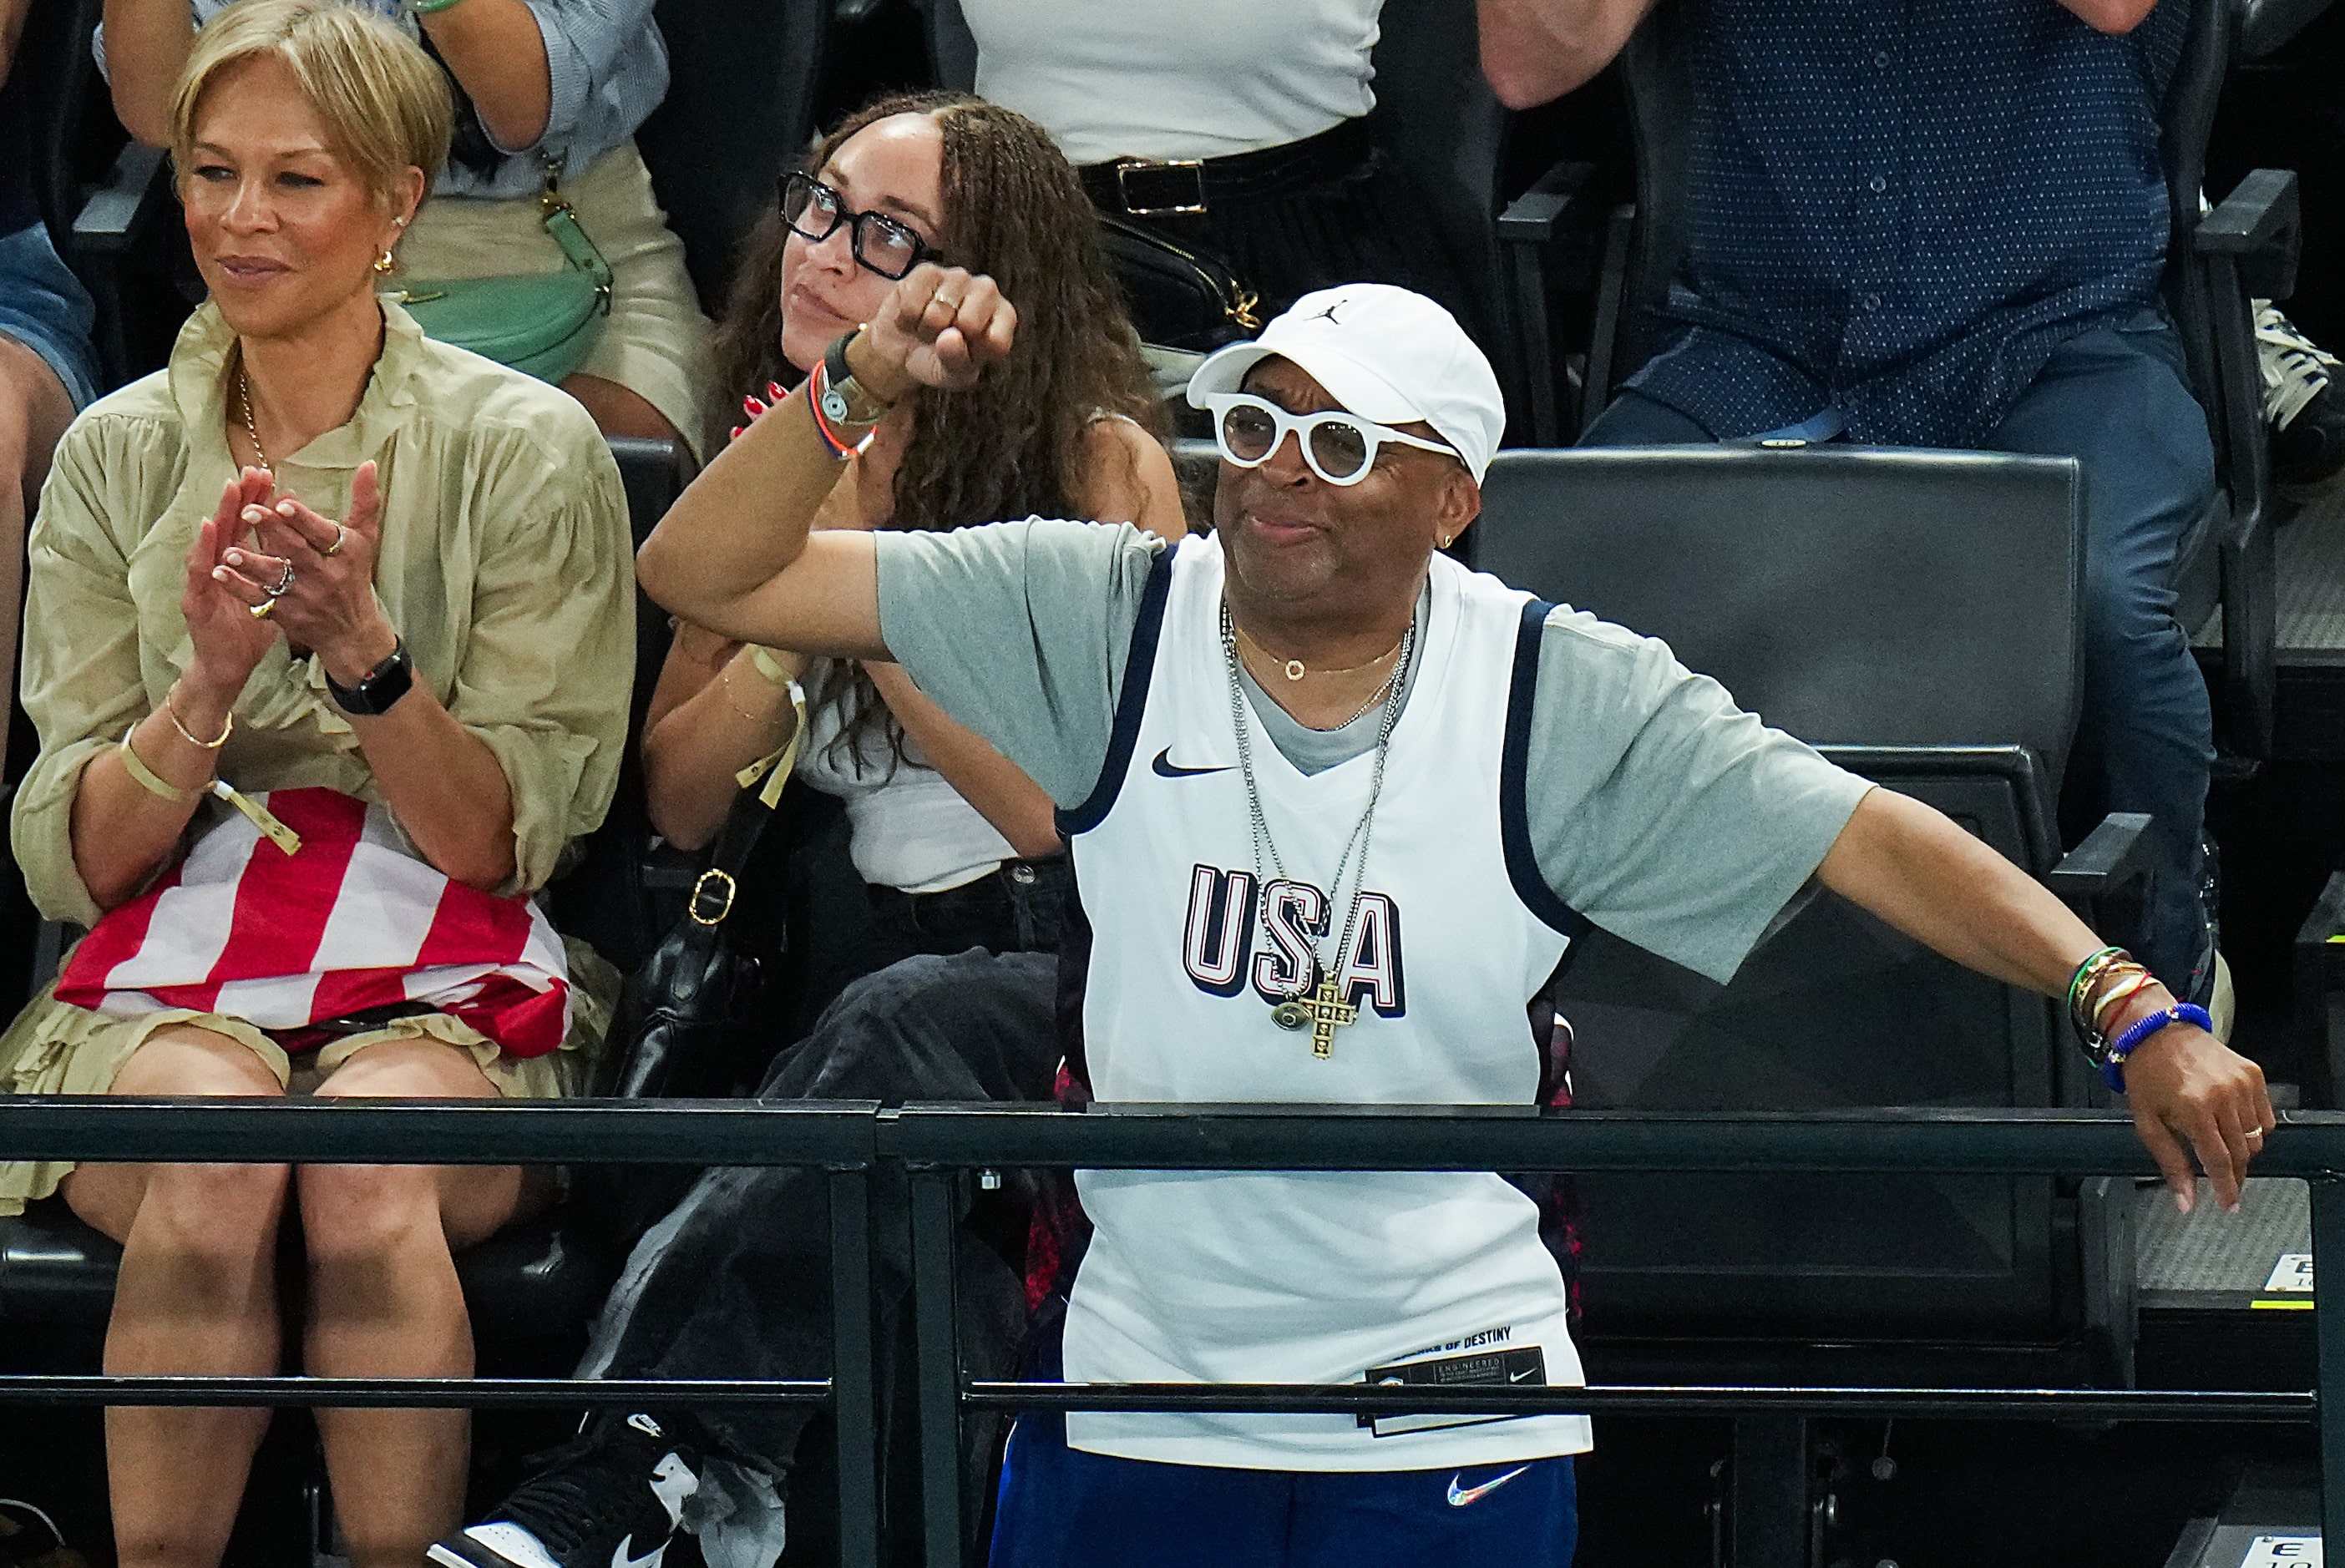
[735,682,809,809]
[118,732,192,802]
[118,731,302,856]
[747,645,797,688]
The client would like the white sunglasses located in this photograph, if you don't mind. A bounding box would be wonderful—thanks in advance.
[1203,392,1459,486]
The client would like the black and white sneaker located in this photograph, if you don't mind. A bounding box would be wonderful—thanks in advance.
[2258,301,2345,490]
[427,1412,699,1568]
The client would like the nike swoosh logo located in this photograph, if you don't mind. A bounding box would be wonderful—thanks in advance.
[1509,1365,1540,1383]
[611,1534,661,1568]
[1447,1464,1532,1508]
[1152,747,1233,778]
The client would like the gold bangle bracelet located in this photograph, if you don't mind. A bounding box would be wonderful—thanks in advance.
[165,696,233,751]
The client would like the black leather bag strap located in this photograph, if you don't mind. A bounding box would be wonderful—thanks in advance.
[683,786,778,933]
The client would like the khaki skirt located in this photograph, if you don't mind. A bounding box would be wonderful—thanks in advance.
[0,937,620,1217]
[391,139,721,463]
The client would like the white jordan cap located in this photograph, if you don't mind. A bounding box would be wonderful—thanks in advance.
[1186,283,1505,483]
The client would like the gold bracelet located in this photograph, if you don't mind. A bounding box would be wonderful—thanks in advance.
[719,663,790,726]
[165,696,233,751]
[118,731,195,802]
[2081,959,2151,1024]
[2090,969,2160,1038]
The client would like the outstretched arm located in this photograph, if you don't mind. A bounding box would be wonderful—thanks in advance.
[1817,787,2272,1212]
[636,264,1017,659]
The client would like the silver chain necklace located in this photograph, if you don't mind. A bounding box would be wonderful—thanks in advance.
[1220,597,1414,1058]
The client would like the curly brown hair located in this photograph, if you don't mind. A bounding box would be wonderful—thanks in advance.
[714,93,1167,778]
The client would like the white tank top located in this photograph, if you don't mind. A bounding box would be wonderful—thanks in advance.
[961,0,1382,164]
[1058,534,1590,1470]
[793,679,1015,895]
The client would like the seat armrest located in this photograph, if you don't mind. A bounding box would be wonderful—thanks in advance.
[2196,167,2301,300]
[1497,159,1599,245]
[1497,160,1600,446]
[70,141,169,256]
[2045,812,2153,898]
[2236,0,2334,60]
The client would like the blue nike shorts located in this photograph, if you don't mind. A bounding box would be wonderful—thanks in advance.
[987,1414,1578,1568]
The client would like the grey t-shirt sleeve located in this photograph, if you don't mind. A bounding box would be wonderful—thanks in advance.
[1525,606,1876,984]
[872,518,1165,807]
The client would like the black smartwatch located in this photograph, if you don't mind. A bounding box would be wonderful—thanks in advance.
[820,328,895,427]
[325,635,415,716]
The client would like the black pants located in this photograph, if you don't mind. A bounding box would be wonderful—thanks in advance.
[578,946,1065,1563]
[1103,144,1481,346]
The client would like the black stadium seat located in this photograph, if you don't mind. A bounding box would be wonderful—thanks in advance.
[1469,444,2138,1348]
[634,0,833,316]
[1470,442,2147,1555]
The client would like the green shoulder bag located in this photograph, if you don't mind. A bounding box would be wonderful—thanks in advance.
[387,158,615,385]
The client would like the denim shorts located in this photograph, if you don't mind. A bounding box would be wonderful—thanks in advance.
[0,220,102,411]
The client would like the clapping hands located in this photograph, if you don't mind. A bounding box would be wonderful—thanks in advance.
[207,460,398,685]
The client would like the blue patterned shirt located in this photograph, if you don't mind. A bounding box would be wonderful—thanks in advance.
[1624,0,2189,448]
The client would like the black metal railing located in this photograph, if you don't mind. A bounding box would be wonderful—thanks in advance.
[0,1095,886,1568]
[882,1102,2345,1568]
[6,1096,2344,1567]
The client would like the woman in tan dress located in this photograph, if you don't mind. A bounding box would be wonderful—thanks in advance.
[3,4,632,1562]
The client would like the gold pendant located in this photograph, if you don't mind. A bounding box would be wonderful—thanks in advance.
[1271,979,1359,1059]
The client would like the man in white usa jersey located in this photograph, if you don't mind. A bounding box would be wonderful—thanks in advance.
[636,270,2275,1567]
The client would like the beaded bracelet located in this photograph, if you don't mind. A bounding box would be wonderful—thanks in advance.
[2100,1002,2216,1093]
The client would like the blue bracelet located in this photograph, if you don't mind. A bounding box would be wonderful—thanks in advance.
[2101,1002,2216,1092]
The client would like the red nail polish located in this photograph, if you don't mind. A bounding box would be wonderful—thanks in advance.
[768,382,788,402]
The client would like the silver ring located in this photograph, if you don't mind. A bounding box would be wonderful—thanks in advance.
[267,562,296,599]
[323,524,346,558]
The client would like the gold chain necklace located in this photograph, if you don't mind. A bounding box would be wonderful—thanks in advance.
[1230,615,1406,684]
[237,366,270,473]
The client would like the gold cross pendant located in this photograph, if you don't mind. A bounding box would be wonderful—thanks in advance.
[1271,978,1360,1058]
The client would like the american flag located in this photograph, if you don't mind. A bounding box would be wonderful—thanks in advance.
[57,788,570,1058]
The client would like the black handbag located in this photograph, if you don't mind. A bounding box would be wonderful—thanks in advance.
[610,787,778,1099]
[1096,214,1264,353]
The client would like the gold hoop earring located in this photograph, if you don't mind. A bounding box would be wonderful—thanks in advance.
[373,249,396,274]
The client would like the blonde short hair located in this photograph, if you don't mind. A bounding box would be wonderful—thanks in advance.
[170,0,452,210]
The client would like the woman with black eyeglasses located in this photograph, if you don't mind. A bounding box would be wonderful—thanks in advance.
[638,91,1184,1006]
[429,94,1183,1568]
